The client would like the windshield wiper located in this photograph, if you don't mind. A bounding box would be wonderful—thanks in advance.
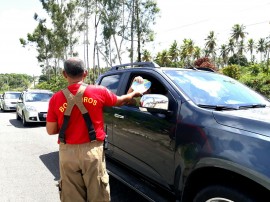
[197,104,239,111]
[239,104,266,109]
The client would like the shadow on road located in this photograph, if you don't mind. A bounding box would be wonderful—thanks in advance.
[9,118,46,128]
[39,152,149,201]
[39,151,60,181]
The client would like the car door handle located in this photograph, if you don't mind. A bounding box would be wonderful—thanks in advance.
[114,114,124,119]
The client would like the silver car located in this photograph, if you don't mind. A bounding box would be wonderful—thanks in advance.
[16,89,53,126]
[0,91,21,111]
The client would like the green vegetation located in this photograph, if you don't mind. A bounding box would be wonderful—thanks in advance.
[8,0,269,98]
[0,74,33,93]
[35,67,110,92]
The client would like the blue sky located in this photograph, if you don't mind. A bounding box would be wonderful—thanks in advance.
[0,0,269,76]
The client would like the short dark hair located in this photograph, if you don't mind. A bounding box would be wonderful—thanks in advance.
[64,58,85,78]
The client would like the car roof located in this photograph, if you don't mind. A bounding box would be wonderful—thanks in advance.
[108,62,215,73]
[4,91,21,94]
[24,89,53,93]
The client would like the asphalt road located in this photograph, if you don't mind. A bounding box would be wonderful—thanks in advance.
[0,110,148,202]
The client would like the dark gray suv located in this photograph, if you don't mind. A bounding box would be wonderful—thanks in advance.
[96,62,270,202]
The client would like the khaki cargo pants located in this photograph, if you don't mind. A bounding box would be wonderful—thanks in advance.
[58,141,110,202]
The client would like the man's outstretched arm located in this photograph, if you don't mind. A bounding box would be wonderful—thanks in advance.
[115,90,141,106]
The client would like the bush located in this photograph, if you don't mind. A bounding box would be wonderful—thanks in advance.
[248,64,261,76]
[240,73,270,98]
[228,54,248,66]
[36,76,68,92]
[194,57,216,71]
[221,65,240,80]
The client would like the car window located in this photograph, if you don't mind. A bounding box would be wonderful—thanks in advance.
[4,93,20,99]
[164,69,269,106]
[99,74,121,94]
[125,73,168,108]
[25,92,52,102]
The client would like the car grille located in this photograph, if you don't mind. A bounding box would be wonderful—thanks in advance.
[38,112,47,121]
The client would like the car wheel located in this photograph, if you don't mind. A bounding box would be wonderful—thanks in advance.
[2,104,6,112]
[22,112,29,126]
[16,111,21,120]
[193,185,254,202]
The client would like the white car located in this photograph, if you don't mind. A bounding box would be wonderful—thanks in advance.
[16,89,53,126]
[0,91,21,111]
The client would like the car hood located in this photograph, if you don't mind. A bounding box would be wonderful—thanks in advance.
[213,107,270,136]
[25,102,49,112]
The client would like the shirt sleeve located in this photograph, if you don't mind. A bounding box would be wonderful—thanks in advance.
[102,87,117,106]
[46,95,57,122]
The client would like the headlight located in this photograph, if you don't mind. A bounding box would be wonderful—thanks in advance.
[25,105,37,112]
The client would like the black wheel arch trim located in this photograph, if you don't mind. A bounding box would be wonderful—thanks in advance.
[193,157,270,190]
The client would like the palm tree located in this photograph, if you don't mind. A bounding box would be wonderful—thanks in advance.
[219,44,228,67]
[227,38,235,57]
[205,31,217,61]
[155,50,171,66]
[230,24,248,65]
[266,36,270,71]
[168,40,179,64]
[180,39,195,65]
[193,46,201,60]
[237,40,245,56]
[141,49,152,62]
[231,24,248,44]
[247,38,255,63]
[257,38,266,62]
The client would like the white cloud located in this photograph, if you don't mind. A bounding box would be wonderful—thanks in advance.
[149,0,270,54]
[0,7,42,76]
[0,0,269,75]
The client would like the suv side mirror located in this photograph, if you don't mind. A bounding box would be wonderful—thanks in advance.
[140,94,168,110]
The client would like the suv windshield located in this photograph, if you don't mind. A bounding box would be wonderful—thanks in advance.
[25,92,53,102]
[164,69,269,107]
[5,93,20,99]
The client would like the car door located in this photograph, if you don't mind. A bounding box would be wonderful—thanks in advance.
[0,93,4,110]
[99,73,125,153]
[110,72,178,187]
[16,92,24,117]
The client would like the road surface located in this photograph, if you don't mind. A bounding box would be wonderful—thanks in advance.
[0,110,148,202]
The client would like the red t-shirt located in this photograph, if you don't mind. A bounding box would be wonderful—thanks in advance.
[46,83,117,144]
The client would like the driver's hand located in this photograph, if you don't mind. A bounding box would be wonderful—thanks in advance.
[133,76,144,84]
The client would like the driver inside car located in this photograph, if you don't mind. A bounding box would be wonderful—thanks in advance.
[126,76,151,106]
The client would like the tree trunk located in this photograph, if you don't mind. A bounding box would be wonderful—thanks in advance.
[130,0,135,64]
[136,0,141,62]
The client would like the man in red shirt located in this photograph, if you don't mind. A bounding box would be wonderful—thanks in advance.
[46,57,141,202]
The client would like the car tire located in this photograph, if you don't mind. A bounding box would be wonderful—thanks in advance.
[2,104,6,112]
[16,111,21,120]
[22,112,29,126]
[193,185,254,202]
